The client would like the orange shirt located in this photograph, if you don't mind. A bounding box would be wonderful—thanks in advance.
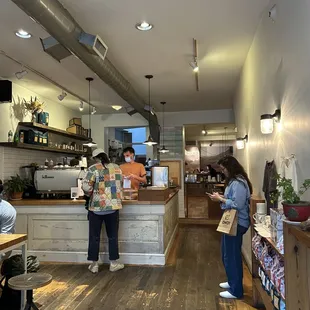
[120,162,146,190]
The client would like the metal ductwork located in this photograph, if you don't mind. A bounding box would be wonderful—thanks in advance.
[11,0,159,141]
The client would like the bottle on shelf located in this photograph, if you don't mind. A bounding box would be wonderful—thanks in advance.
[8,130,13,142]
[49,159,54,168]
[13,131,19,143]
[45,159,49,167]
[19,131,25,143]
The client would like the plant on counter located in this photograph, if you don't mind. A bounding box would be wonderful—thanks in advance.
[4,174,32,201]
[272,174,310,222]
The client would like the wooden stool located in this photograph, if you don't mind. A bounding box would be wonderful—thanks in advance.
[8,273,52,310]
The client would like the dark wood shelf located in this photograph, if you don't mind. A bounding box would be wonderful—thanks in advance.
[18,122,89,141]
[253,226,284,259]
[0,142,90,156]
[253,278,274,310]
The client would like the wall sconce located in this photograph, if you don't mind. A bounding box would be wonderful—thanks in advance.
[236,135,248,150]
[260,109,281,134]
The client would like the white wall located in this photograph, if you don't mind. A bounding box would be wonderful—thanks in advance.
[234,0,310,267]
[0,81,78,180]
[0,82,77,141]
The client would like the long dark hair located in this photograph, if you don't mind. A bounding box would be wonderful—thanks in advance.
[218,156,253,194]
[95,152,111,167]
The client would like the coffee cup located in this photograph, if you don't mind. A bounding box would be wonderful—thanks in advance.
[253,213,266,224]
[256,202,267,215]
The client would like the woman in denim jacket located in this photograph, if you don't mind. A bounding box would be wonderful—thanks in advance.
[209,156,252,299]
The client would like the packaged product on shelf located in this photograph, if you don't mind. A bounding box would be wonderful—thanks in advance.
[270,208,285,230]
[38,131,43,144]
[19,130,25,143]
[25,129,39,144]
[279,298,286,310]
[42,132,48,146]
[263,252,273,271]
[273,289,281,310]
[276,235,284,254]
[265,275,271,294]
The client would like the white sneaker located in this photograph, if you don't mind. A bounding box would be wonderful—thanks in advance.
[88,262,99,274]
[219,291,237,299]
[219,282,230,289]
[109,262,124,272]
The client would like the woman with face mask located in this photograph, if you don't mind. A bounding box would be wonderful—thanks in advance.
[208,156,252,300]
[120,147,146,190]
[82,149,124,274]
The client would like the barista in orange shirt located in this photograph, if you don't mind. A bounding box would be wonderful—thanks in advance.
[120,147,146,190]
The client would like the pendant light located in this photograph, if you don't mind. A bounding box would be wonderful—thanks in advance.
[83,77,97,147]
[159,101,169,153]
[143,75,158,146]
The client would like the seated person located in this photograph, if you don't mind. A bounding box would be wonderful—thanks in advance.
[0,180,17,261]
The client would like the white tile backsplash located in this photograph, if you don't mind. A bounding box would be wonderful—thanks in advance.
[0,147,74,181]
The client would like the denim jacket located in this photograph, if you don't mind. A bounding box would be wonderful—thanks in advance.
[221,177,251,228]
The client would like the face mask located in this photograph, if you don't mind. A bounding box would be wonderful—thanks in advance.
[125,157,132,163]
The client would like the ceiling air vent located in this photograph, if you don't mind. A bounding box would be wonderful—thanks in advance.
[79,33,108,61]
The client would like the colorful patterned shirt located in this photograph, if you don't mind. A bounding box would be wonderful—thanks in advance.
[82,163,123,212]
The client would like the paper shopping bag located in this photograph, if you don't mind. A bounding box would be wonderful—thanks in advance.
[217,209,238,236]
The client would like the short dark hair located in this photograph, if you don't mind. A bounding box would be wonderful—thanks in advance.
[123,147,135,155]
[0,179,3,195]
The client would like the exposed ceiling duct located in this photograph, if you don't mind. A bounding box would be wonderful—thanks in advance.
[10,0,159,140]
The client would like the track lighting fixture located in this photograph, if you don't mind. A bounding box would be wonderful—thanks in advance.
[79,101,84,112]
[15,69,28,80]
[91,106,96,115]
[58,90,67,101]
[126,107,137,116]
[190,61,199,73]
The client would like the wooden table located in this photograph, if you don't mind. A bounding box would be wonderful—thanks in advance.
[0,234,28,309]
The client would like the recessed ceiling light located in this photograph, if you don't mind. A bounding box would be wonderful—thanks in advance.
[135,21,153,31]
[111,105,122,111]
[15,29,32,39]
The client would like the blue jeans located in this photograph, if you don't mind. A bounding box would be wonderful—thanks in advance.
[221,224,248,298]
[87,210,120,261]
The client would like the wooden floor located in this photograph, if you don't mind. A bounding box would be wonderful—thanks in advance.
[33,225,257,310]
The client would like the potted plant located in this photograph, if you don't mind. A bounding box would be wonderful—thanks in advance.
[272,175,310,222]
[4,174,31,201]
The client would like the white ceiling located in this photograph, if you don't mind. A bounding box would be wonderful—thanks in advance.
[0,0,270,113]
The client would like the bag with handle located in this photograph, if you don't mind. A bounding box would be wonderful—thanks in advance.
[217,209,238,236]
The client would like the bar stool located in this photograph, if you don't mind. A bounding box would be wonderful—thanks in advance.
[8,273,53,310]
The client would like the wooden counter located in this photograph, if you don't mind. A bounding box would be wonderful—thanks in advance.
[10,189,179,207]
[12,190,179,266]
[185,183,223,219]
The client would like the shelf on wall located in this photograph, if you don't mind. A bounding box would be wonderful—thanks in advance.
[18,122,89,141]
[0,142,90,156]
